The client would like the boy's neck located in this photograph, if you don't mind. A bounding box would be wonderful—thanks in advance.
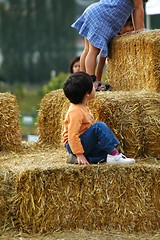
[82,97,88,106]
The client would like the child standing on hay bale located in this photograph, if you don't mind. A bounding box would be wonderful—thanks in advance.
[62,72,135,165]
[96,15,134,83]
[71,0,148,91]
[69,55,109,84]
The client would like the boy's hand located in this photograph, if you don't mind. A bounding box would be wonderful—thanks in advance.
[76,154,90,165]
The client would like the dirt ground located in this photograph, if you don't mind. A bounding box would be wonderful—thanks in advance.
[0,230,160,240]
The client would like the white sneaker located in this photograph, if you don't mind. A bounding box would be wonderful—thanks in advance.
[106,153,135,164]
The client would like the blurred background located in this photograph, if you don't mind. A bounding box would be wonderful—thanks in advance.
[0,0,159,141]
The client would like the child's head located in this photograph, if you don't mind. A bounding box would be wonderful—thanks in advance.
[63,72,94,104]
[118,15,133,35]
[69,56,80,73]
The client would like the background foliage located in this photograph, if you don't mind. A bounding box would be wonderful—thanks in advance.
[42,72,68,94]
[0,0,76,84]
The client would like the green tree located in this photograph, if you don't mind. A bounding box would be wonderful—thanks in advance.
[0,0,77,84]
[42,72,68,94]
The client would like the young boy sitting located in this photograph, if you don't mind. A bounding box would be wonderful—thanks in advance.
[62,71,135,165]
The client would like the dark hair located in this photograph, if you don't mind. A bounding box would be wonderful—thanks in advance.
[69,56,80,73]
[126,15,132,23]
[63,72,93,104]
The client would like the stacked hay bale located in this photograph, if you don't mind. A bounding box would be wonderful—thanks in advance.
[105,30,160,158]
[38,90,160,159]
[0,93,22,151]
[88,92,143,158]
[37,89,69,147]
[1,29,159,236]
[37,31,160,159]
[107,30,160,92]
[140,93,160,157]
[35,30,160,234]
[5,163,160,233]
[89,91,160,159]
[0,167,15,229]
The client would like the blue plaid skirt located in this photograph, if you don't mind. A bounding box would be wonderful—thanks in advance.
[72,0,134,57]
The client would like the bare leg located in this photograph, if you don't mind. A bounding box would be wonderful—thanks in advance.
[95,56,111,91]
[80,38,89,72]
[85,42,100,75]
[96,56,106,82]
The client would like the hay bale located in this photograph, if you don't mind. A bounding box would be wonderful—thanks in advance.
[107,30,160,92]
[37,89,69,146]
[38,90,160,159]
[0,166,15,228]
[0,93,22,151]
[88,92,143,158]
[89,91,160,159]
[0,142,159,234]
[140,93,160,158]
[4,163,160,234]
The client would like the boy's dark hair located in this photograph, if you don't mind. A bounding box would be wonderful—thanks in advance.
[69,56,80,73]
[63,71,93,104]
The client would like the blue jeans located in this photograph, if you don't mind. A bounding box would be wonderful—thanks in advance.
[65,121,120,164]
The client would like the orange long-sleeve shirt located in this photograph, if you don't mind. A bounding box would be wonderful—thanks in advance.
[63,103,94,155]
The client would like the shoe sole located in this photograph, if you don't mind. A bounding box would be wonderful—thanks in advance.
[106,160,135,164]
